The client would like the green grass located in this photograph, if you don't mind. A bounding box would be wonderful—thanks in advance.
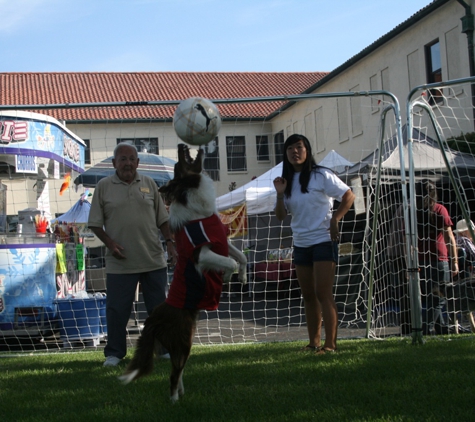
[1,337,475,422]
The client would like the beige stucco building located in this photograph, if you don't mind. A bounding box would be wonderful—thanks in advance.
[0,0,473,220]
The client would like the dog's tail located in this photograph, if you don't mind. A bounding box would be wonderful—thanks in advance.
[118,307,162,385]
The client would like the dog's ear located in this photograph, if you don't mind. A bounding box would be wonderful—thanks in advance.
[158,182,173,204]
[158,183,170,195]
[158,173,202,207]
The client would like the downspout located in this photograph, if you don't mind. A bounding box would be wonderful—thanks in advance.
[457,0,475,126]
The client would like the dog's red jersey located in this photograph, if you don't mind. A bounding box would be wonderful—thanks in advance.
[166,214,229,311]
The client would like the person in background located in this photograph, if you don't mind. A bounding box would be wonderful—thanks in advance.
[453,219,475,264]
[88,142,177,367]
[415,179,458,335]
[452,219,475,332]
[273,134,355,354]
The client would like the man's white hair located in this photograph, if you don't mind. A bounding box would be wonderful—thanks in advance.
[114,142,138,158]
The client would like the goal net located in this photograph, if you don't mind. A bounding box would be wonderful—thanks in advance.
[1,77,474,354]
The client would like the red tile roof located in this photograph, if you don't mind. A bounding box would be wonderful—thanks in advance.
[0,72,328,122]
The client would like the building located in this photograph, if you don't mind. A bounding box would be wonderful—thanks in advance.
[0,0,473,218]
[273,0,473,166]
[0,72,327,217]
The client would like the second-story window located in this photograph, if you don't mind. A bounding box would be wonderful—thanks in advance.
[84,139,91,165]
[117,138,159,154]
[425,40,443,105]
[274,131,284,164]
[256,136,269,161]
[201,138,220,181]
[226,136,247,172]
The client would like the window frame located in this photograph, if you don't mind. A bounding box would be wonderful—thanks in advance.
[116,137,159,154]
[425,39,443,105]
[256,135,270,161]
[274,131,284,164]
[83,139,91,165]
[201,137,220,181]
[226,136,247,172]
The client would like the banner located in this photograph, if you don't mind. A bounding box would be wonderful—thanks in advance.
[219,203,248,238]
[0,112,86,173]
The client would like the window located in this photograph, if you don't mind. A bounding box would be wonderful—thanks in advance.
[84,139,91,165]
[350,85,363,137]
[314,107,325,153]
[226,136,247,172]
[407,49,421,91]
[370,74,379,112]
[117,138,159,154]
[304,112,315,143]
[445,28,463,95]
[274,131,284,164]
[446,28,462,81]
[201,138,220,181]
[337,98,349,143]
[381,67,390,92]
[425,40,443,105]
[256,136,269,161]
[381,67,390,107]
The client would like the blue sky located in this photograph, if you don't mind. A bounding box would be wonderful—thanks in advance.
[1,0,433,73]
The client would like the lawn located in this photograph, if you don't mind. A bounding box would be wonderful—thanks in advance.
[1,337,475,422]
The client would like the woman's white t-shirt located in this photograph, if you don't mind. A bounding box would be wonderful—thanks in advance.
[282,167,350,247]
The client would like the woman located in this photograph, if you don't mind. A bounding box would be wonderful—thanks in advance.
[273,134,355,353]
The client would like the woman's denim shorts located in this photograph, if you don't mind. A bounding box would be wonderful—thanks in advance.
[293,241,338,266]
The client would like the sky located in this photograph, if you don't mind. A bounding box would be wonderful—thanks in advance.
[1,0,434,73]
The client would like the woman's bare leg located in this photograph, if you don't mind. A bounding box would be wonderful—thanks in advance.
[296,265,322,348]
[314,261,338,350]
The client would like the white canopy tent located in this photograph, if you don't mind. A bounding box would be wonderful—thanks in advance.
[319,150,354,174]
[216,163,283,215]
[344,125,475,181]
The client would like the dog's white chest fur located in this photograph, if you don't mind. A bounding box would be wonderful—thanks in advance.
[168,173,217,232]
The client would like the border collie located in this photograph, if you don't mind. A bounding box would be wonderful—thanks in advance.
[119,144,247,402]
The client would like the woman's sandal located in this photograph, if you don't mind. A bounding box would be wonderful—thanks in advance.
[300,344,320,351]
[315,347,337,355]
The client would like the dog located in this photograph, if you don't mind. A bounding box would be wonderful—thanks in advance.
[119,143,247,402]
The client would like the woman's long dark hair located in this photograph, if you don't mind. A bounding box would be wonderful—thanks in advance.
[415,179,438,239]
[281,134,318,198]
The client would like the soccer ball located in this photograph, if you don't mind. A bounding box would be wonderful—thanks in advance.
[173,97,222,146]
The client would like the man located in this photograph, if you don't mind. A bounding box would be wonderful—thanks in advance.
[88,142,177,366]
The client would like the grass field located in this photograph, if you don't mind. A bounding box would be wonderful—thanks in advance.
[1,336,475,422]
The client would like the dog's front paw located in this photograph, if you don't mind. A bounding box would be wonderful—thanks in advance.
[237,264,247,285]
[118,369,139,385]
[223,259,238,284]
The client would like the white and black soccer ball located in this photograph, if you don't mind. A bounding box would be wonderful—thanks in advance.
[173,97,222,146]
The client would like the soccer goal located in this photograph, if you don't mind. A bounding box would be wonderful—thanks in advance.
[1,77,474,354]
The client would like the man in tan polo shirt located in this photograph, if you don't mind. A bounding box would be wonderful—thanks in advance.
[88,142,177,367]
